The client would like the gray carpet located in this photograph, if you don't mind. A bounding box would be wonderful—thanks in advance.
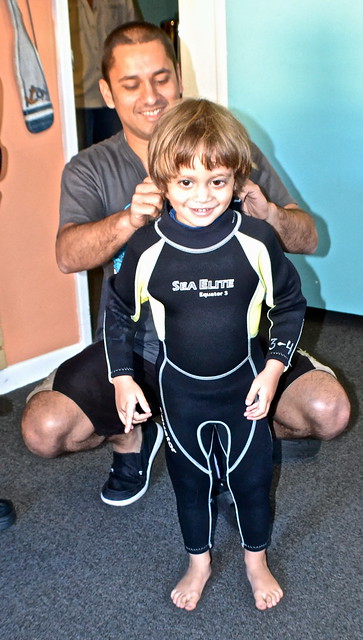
[1,309,362,640]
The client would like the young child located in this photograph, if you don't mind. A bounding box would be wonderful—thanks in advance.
[104,99,306,612]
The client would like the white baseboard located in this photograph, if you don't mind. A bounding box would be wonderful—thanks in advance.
[0,341,90,394]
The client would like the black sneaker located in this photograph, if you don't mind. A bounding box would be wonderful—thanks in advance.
[0,499,16,530]
[100,421,164,506]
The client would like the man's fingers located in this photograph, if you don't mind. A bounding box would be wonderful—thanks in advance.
[139,176,161,189]
[128,177,164,228]
[130,196,163,226]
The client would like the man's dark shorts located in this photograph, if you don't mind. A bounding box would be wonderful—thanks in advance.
[27,341,160,437]
[27,339,333,437]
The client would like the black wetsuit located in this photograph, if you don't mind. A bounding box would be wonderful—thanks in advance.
[105,209,306,553]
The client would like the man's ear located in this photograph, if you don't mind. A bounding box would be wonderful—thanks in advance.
[99,78,115,109]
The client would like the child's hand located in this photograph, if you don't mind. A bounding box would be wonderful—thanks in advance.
[113,376,152,433]
[244,360,285,420]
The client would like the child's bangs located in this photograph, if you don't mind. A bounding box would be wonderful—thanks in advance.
[171,132,239,174]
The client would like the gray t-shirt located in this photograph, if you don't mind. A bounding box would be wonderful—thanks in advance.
[249,142,295,207]
[60,133,296,361]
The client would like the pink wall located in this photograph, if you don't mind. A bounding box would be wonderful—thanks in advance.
[0,0,80,367]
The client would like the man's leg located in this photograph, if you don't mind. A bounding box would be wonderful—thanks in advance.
[22,389,105,458]
[271,350,350,441]
[22,388,141,458]
[21,341,163,505]
[100,350,163,506]
[212,349,351,481]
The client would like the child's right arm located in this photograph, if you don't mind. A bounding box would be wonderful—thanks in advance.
[104,237,146,386]
[113,375,152,433]
[104,232,152,431]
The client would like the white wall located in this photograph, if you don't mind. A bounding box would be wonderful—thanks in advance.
[179,0,227,104]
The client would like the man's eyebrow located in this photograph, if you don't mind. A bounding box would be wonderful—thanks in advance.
[152,68,172,76]
[118,68,172,83]
[118,74,139,82]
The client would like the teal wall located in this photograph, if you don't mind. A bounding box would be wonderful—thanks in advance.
[226,0,363,315]
[138,0,178,25]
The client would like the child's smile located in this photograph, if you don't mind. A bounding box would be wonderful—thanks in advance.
[166,155,235,228]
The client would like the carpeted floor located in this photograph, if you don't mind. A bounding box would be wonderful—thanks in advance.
[1,308,362,640]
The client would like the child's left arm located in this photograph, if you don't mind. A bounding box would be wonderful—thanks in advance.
[243,220,307,420]
[244,359,285,420]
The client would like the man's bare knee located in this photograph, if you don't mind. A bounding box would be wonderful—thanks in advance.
[272,370,350,440]
[310,388,351,440]
[22,392,70,457]
[21,390,99,458]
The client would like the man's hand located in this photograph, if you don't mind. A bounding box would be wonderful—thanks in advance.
[113,375,152,433]
[129,177,164,230]
[56,177,165,273]
[237,179,318,254]
[239,179,271,220]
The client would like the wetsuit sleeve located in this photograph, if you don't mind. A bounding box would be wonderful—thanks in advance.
[259,226,306,368]
[104,238,146,381]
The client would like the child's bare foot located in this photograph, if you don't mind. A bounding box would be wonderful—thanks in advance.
[244,549,283,610]
[171,551,212,611]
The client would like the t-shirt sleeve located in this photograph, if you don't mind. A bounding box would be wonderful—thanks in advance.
[59,152,106,229]
[59,138,147,231]
[250,141,297,208]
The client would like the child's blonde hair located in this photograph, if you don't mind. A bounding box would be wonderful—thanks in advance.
[148,98,251,195]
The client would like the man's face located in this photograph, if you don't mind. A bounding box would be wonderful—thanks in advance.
[99,40,182,143]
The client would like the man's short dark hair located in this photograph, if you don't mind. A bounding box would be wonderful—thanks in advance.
[101,21,178,85]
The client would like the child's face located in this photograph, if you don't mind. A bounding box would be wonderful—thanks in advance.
[165,155,235,228]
